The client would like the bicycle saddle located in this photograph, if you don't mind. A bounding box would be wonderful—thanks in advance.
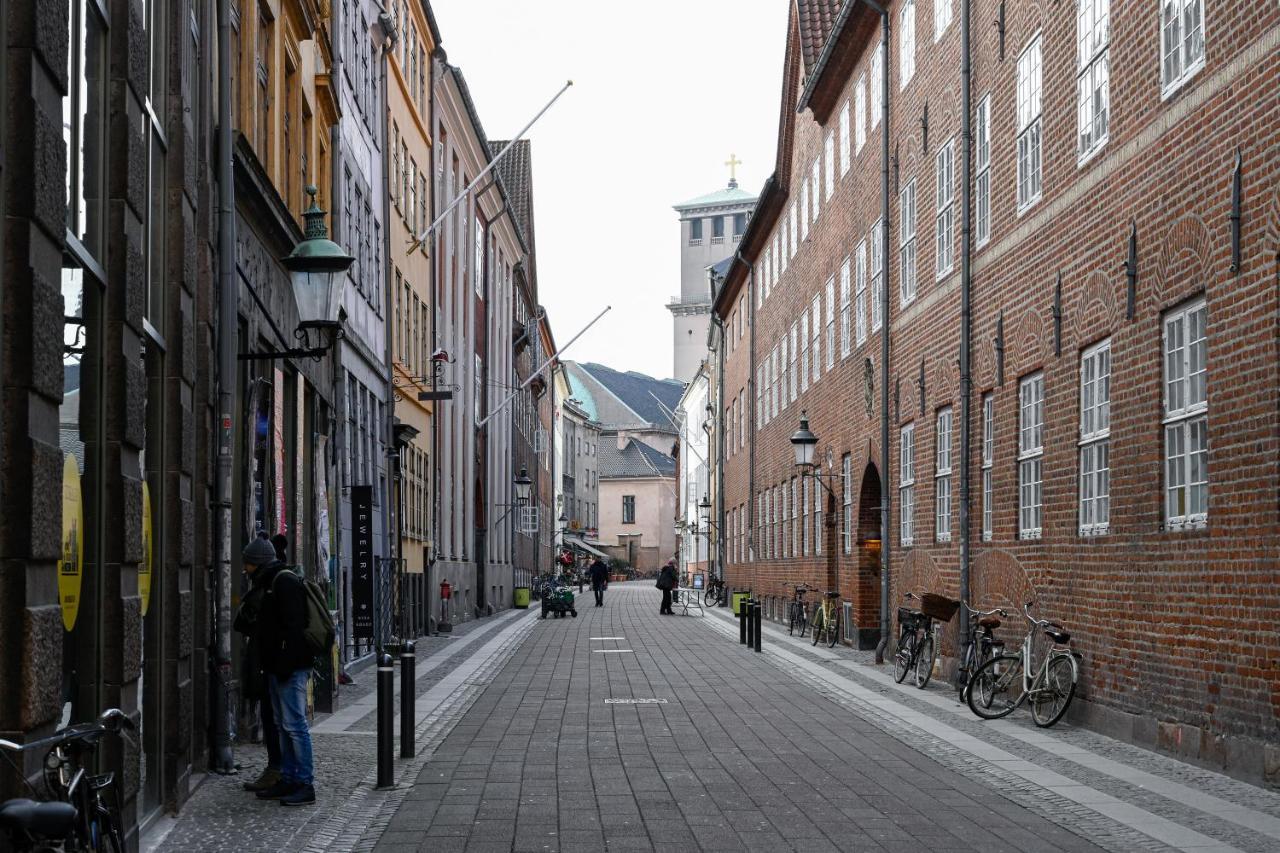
[978,616,1001,630]
[1044,627,1071,644]
[0,798,77,839]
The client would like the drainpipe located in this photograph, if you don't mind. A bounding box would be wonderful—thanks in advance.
[211,0,237,772]
[736,248,756,593]
[428,48,444,632]
[709,291,727,600]
[378,18,399,639]
[871,7,893,666]
[958,0,974,668]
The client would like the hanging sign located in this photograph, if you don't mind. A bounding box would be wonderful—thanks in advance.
[273,367,287,535]
[351,485,375,640]
[140,481,153,616]
[58,454,84,631]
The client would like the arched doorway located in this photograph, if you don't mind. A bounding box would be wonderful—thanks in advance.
[852,463,883,649]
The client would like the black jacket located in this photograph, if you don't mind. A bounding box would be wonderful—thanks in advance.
[255,562,313,677]
[588,560,609,590]
[234,568,274,698]
[657,565,677,591]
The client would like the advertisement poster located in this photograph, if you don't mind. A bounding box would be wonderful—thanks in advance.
[140,481,153,616]
[273,367,286,535]
[296,383,305,567]
[315,435,331,590]
[245,380,261,537]
[58,454,84,631]
[351,484,374,640]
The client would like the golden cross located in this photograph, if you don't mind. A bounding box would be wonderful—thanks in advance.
[724,153,743,183]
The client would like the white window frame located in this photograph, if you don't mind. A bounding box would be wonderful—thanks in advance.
[801,181,810,241]
[982,393,994,541]
[811,160,822,220]
[1079,338,1111,536]
[1077,0,1110,162]
[1163,298,1208,528]
[1160,0,1205,97]
[1017,35,1044,212]
[900,179,917,306]
[900,0,916,90]
[789,324,799,403]
[840,256,852,358]
[782,481,790,559]
[1018,372,1045,539]
[855,240,868,346]
[814,474,823,556]
[800,313,811,394]
[789,203,798,258]
[870,43,884,129]
[810,297,822,384]
[935,138,955,278]
[934,0,952,41]
[900,422,916,546]
[936,406,953,542]
[842,453,853,554]
[839,100,852,176]
[802,476,811,555]
[855,74,867,154]
[825,277,836,370]
[870,219,884,331]
[824,133,835,199]
[791,477,800,557]
[975,94,992,247]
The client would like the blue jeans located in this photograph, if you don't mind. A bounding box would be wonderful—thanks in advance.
[267,670,314,786]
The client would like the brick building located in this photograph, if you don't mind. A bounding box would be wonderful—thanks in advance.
[715,0,1280,783]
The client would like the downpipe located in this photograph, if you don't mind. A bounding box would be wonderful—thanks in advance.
[957,0,975,681]
[873,7,892,666]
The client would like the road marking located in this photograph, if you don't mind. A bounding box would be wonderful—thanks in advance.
[604,698,667,704]
[592,649,634,654]
[590,636,626,640]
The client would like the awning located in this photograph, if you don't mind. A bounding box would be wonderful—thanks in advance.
[564,536,608,559]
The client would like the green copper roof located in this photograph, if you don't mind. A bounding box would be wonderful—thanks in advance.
[673,184,758,211]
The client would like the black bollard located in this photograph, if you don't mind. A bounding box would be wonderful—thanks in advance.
[399,641,416,759]
[739,598,747,645]
[746,599,755,649]
[376,652,395,788]
[747,596,757,650]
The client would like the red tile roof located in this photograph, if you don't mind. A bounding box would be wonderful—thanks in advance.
[796,0,845,72]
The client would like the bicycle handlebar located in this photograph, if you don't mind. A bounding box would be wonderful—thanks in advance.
[1021,602,1067,631]
[0,709,133,754]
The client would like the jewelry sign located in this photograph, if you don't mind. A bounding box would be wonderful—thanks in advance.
[350,485,374,640]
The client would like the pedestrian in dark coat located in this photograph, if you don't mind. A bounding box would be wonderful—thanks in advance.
[657,561,678,615]
[588,558,610,607]
[235,533,282,793]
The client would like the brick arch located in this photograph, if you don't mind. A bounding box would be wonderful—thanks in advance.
[898,549,952,598]
[933,83,962,144]
[899,135,922,187]
[977,331,997,390]
[1010,305,1046,377]
[1153,214,1213,311]
[898,378,917,424]
[1009,0,1045,56]
[854,435,883,475]
[1073,269,1120,345]
[1265,178,1280,254]
[972,548,1037,614]
[931,356,955,408]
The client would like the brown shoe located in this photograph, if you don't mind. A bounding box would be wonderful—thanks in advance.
[243,767,282,792]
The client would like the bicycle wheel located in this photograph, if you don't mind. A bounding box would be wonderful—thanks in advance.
[810,608,825,646]
[972,645,997,709]
[1031,655,1077,728]
[913,636,934,688]
[704,587,717,608]
[966,655,1024,719]
[892,632,915,683]
[956,644,975,699]
[788,602,799,635]
[827,607,840,647]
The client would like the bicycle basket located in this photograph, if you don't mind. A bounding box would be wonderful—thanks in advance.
[918,593,961,622]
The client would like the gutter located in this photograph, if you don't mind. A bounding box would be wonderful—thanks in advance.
[796,0,874,114]
[871,6,893,666]
[379,18,399,639]
[958,0,974,672]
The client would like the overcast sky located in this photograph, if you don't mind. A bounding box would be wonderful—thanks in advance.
[431,0,788,381]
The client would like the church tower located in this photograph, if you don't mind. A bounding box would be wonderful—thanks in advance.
[668,156,757,383]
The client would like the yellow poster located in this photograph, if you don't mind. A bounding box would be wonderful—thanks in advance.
[140,481,153,616]
[58,454,84,632]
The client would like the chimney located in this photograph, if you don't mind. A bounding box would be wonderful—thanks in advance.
[616,431,628,451]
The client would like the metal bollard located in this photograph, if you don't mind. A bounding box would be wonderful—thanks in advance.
[376,652,394,788]
[747,596,757,650]
[399,641,416,759]
[745,599,755,649]
[739,598,747,645]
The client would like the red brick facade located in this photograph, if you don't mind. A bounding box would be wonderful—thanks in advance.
[716,0,1280,781]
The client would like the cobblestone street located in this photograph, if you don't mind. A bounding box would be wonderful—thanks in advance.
[143,583,1280,852]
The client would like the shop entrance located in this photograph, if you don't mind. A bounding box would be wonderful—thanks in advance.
[853,463,883,649]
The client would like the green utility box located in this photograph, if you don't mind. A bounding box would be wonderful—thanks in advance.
[514,587,531,609]
[731,590,751,615]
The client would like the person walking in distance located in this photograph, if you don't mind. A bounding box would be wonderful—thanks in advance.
[234,533,282,794]
[242,536,318,806]
[588,557,610,607]
[657,560,678,615]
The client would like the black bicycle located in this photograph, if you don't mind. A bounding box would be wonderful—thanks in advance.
[893,592,960,688]
[787,583,812,637]
[954,604,1008,704]
[0,708,134,852]
[702,576,726,608]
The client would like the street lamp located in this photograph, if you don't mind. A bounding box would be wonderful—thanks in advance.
[240,186,354,362]
[514,467,532,505]
[790,411,819,469]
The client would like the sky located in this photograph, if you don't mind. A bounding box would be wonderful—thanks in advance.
[431,0,788,381]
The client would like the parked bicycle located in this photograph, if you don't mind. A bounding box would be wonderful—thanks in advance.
[966,602,1081,727]
[955,603,1008,704]
[893,592,960,688]
[702,576,727,608]
[787,583,812,637]
[0,708,134,852]
[810,590,842,648]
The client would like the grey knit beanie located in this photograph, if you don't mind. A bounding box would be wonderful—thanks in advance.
[242,534,278,566]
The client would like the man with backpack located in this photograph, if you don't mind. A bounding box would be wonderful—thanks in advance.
[241,535,318,806]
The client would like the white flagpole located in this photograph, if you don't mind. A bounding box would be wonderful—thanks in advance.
[476,305,611,429]
[408,79,574,253]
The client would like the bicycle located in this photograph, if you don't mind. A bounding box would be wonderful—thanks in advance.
[966,602,1081,727]
[893,592,960,688]
[0,708,134,852]
[954,604,1008,704]
[702,576,727,608]
[787,583,812,637]
[809,590,842,648]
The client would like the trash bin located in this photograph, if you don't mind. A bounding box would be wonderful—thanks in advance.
[514,587,531,609]
[731,590,751,615]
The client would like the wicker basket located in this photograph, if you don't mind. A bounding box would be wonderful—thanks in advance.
[919,593,961,622]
